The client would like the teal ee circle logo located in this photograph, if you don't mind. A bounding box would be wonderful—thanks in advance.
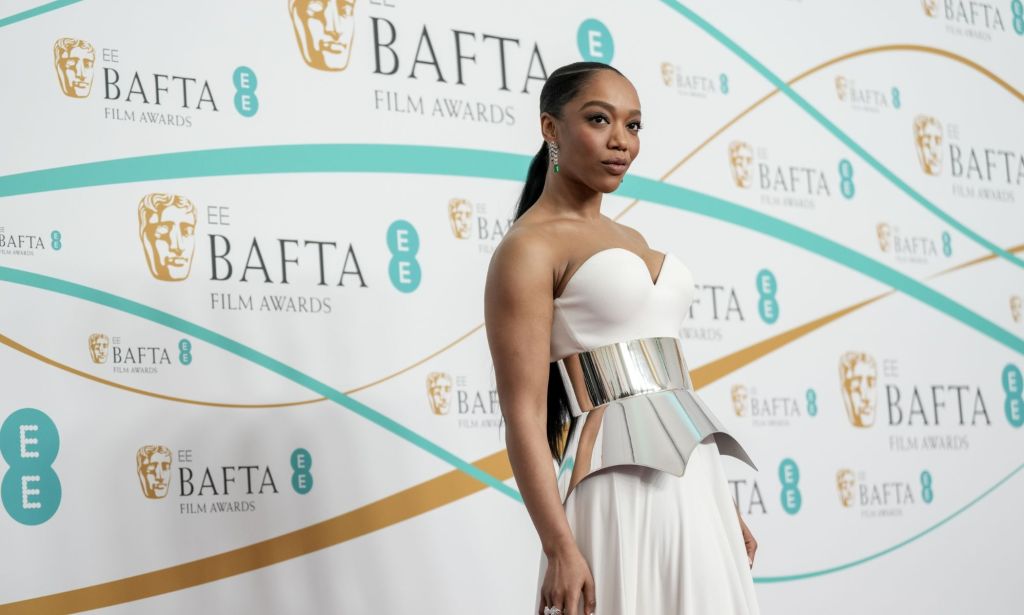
[719,73,730,95]
[1002,363,1022,427]
[1012,0,1024,35]
[387,220,421,293]
[920,469,934,504]
[839,159,855,199]
[577,19,613,63]
[891,86,901,109]
[50,230,63,251]
[941,231,952,257]
[805,388,818,417]
[291,448,313,495]
[756,269,779,324]
[1,408,61,525]
[233,66,259,117]
[779,457,801,514]
[178,338,193,365]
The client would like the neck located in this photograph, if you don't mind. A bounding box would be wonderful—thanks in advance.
[537,168,603,221]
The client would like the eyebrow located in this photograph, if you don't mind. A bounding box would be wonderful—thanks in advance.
[578,100,641,116]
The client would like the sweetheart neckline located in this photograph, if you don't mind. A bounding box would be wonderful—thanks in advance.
[554,247,673,302]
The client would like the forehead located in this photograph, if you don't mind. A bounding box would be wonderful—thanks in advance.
[574,70,640,112]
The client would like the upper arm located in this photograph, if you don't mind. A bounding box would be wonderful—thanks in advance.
[483,233,555,426]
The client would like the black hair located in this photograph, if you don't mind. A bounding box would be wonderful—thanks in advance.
[511,61,625,463]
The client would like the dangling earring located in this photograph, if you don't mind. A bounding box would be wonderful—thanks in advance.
[548,141,560,173]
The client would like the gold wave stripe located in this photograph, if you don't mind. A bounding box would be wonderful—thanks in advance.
[618,43,1022,219]
[3,245,1019,612]
[0,324,485,408]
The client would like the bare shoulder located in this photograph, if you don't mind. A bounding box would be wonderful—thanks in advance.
[604,215,651,248]
[486,224,557,297]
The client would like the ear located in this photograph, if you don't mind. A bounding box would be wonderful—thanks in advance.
[540,112,558,144]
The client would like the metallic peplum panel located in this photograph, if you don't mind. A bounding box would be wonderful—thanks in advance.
[554,336,758,504]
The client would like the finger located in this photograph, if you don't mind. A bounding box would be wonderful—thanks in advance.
[583,575,597,615]
[564,589,577,615]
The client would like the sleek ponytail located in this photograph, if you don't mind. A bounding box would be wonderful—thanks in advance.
[511,61,624,463]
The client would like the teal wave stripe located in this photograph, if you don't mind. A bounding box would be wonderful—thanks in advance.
[754,461,1024,582]
[0,0,84,28]
[0,144,1020,356]
[0,266,523,504]
[2,265,1020,584]
[659,0,1024,271]
[0,145,528,196]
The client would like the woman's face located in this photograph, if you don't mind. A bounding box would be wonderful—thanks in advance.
[549,70,642,193]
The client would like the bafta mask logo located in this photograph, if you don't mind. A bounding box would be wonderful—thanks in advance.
[876,222,892,253]
[730,384,748,416]
[290,0,357,71]
[88,333,110,364]
[922,0,939,17]
[448,198,473,240]
[426,371,453,415]
[138,193,197,281]
[913,115,943,176]
[660,62,675,86]
[728,141,754,188]
[839,351,877,428]
[834,75,848,101]
[54,37,96,98]
[137,445,172,499]
[1011,295,1022,323]
[836,468,856,507]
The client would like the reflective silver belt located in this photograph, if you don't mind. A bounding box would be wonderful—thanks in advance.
[554,336,758,504]
[556,336,694,416]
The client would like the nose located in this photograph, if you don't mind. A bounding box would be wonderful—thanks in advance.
[324,1,340,36]
[608,121,628,152]
[168,225,183,255]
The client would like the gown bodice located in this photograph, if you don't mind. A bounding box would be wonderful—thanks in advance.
[550,247,695,363]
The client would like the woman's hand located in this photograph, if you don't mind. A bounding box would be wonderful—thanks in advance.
[735,505,758,568]
[539,542,596,615]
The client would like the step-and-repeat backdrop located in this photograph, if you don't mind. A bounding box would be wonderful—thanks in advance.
[1,0,1022,613]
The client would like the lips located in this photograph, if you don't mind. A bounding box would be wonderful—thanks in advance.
[602,159,628,174]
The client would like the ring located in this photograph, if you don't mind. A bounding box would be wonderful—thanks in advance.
[544,607,562,615]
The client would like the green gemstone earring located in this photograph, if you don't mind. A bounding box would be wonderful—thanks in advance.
[549,140,560,173]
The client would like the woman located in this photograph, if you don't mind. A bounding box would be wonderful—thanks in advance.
[483,61,761,614]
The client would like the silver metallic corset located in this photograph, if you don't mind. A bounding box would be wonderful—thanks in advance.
[554,336,758,504]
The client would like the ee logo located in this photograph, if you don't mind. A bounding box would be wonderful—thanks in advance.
[1,408,61,525]
[291,448,313,495]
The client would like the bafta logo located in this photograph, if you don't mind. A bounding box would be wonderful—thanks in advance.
[137,445,172,499]
[834,75,848,101]
[88,333,110,364]
[728,141,753,188]
[54,38,95,98]
[660,62,675,86]
[138,193,197,281]
[876,222,892,253]
[730,384,748,417]
[426,371,453,415]
[289,0,357,71]
[922,0,939,17]
[1011,295,1022,323]
[836,468,856,507]
[913,115,943,176]
[448,198,473,240]
[839,351,877,428]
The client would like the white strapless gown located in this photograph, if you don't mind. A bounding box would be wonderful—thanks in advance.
[535,247,760,614]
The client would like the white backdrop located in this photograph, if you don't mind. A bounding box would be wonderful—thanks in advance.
[1,0,1022,613]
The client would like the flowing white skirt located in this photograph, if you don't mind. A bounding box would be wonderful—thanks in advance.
[534,437,761,614]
